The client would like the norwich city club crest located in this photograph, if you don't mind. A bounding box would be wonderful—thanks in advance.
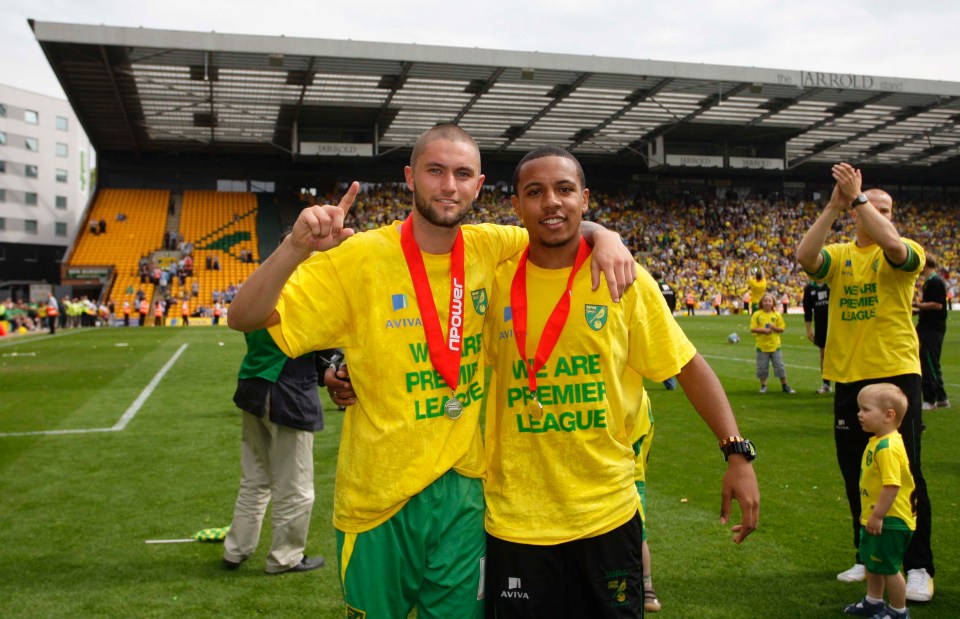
[607,577,627,604]
[471,288,488,315]
[585,304,607,331]
[345,605,366,619]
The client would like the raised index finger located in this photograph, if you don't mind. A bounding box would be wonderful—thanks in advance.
[339,181,360,217]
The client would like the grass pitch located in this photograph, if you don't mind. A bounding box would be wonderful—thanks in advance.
[0,314,958,618]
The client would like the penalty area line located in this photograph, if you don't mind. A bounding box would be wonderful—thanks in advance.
[0,343,189,438]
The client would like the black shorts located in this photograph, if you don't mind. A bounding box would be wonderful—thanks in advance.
[813,327,827,349]
[485,512,644,619]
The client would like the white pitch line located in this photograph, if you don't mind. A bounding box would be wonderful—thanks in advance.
[113,343,188,430]
[702,353,824,373]
[0,327,85,348]
[701,353,960,389]
[0,343,188,438]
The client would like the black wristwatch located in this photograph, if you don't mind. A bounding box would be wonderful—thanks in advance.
[850,193,869,208]
[719,436,756,462]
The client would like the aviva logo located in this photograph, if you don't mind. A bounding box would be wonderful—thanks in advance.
[585,304,607,331]
[392,294,409,311]
[501,577,529,599]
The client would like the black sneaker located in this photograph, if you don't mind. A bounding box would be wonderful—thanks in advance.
[843,597,885,616]
[271,555,325,575]
[222,557,242,570]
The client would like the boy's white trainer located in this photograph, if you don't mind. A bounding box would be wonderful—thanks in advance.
[837,563,866,582]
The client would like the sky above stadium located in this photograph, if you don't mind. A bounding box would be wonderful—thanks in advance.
[3,0,959,99]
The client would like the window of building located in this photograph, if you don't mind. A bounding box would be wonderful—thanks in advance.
[55,222,67,237]
[25,192,37,206]
[56,169,68,183]
[0,131,5,145]
[24,110,39,124]
[25,219,38,234]
[56,142,68,157]
[26,165,38,178]
[55,195,67,209]
[25,137,39,151]
[0,217,5,230]
[0,160,5,173]
[0,188,5,202]
[56,116,68,130]
[0,103,6,117]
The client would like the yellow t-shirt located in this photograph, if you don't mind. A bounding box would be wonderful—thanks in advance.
[482,258,695,544]
[810,239,923,382]
[750,308,784,353]
[748,277,766,306]
[860,431,916,531]
[270,222,527,533]
[629,384,654,487]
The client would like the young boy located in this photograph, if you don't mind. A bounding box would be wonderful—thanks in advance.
[750,293,795,394]
[844,383,916,619]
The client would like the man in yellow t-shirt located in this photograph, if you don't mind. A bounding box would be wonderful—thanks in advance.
[797,162,933,602]
[226,126,637,619]
[482,146,759,618]
[747,267,766,314]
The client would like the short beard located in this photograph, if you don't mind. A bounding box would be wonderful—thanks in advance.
[539,230,580,249]
[413,189,473,228]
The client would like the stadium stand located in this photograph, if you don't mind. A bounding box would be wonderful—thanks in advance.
[67,188,170,308]
[176,191,261,314]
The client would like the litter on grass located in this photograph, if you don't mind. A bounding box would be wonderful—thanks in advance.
[145,526,230,544]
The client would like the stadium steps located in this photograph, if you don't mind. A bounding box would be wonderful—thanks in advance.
[177,191,260,314]
[67,188,169,308]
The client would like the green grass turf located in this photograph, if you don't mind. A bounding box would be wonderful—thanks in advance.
[0,314,957,618]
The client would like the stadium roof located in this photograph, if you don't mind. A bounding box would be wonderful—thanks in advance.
[31,20,960,171]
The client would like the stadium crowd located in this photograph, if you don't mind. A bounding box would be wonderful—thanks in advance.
[333,182,959,315]
[1,183,957,336]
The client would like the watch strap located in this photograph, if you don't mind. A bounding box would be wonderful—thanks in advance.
[719,436,756,461]
[851,193,868,208]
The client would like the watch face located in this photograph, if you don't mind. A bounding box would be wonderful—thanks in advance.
[724,439,756,461]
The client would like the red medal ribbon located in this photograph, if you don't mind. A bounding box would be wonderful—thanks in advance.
[400,215,465,394]
[510,237,592,397]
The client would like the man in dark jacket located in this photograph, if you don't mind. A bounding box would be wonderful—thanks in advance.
[802,280,831,394]
[916,254,949,410]
[654,272,679,390]
[222,329,336,574]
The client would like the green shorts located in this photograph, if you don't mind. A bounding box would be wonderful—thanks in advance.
[858,520,913,576]
[337,470,485,619]
[635,481,648,542]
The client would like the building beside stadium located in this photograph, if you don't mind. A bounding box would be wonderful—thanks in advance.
[0,83,93,290]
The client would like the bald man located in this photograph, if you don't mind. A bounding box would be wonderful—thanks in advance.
[797,163,934,603]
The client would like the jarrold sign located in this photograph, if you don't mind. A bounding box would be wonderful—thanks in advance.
[299,142,374,157]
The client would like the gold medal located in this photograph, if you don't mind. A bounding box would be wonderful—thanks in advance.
[444,397,464,420]
[527,395,543,419]
[511,239,590,422]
